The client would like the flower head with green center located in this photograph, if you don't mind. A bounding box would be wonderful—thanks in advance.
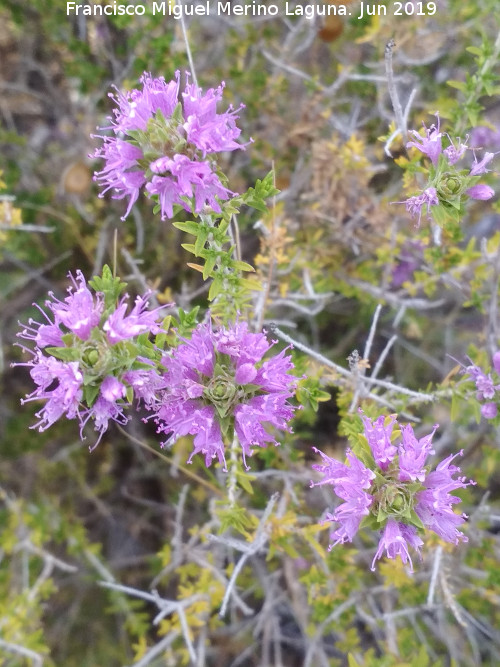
[93,71,250,221]
[148,320,298,470]
[311,411,475,571]
[396,114,496,228]
[15,266,169,448]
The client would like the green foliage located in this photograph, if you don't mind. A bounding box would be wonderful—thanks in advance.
[89,264,128,311]
[447,32,500,132]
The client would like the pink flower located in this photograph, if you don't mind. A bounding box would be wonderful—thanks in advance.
[103,293,165,344]
[470,126,500,151]
[47,270,103,341]
[464,360,499,401]
[149,321,297,470]
[493,351,500,374]
[359,412,397,471]
[403,187,439,227]
[93,72,247,220]
[145,159,233,220]
[93,139,146,221]
[398,423,437,482]
[20,354,83,431]
[443,136,468,165]
[110,71,180,134]
[122,367,167,407]
[80,396,129,450]
[463,355,500,419]
[311,416,474,570]
[481,402,497,419]
[16,269,169,447]
[415,451,473,544]
[100,376,127,402]
[469,152,495,176]
[466,184,494,200]
[182,79,247,155]
[371,520,423,572]
[406,115,443,165]
[311,447,375,546]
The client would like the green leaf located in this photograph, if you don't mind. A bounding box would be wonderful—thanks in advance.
[208,274,224,301]
[194,227,209,255]
[465,46,483,57]
[61,333,76,346]
[202,252,218,280]
[83,382,100,407]
[447,79,467,92]
[231,260,255,273]
[407,510,426,532]
[242,170,280,212]
[172,220,200,236]
[89,265,127,309]
[216,504,252,534]
[174,306,200,337]
[45,346,81,362]
[181,242,196,255]
[154,315,171,350]
[235,468,255,495]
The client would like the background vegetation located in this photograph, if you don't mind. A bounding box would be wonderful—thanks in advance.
[1,0,500,665]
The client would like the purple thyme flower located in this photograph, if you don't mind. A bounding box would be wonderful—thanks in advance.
[93,139,146,220]
[406,114,443,165]
[110,71,180,134]
[15,269,168,446]
[100,375,127,402]
[149,320,297,470]
[464,359,499,401]
[79,393,130,450]
[122,366,167,407]
[311,447,375,545]
[493,351,500,374]
[462,354,500,419]
[481,402,498,419]
[371,519,424,572]
[397,117,496,225]
[402,187,439,227]
[443,135,468,165]
[182,79,245,155]
[311,414,474,571]
[103,292,166,344]
[359,412,397,471]
[20,354,83,432]
[398,422,438,482]
[93,72,247,220]
[466,184,494,200]
[146,157,234,220]
[469,151,495,176]
[47,270,104,341]
[415,451,472,544]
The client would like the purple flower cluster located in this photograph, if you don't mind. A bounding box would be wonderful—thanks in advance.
[400,114,496,226]
[148,321,297,470]
[464,352,500,419]
[311,412,474,571]
[93,72,248,220]
[16,270,167,447]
